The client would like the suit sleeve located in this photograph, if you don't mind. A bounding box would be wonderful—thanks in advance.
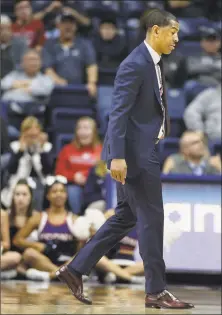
[108,62,143,159]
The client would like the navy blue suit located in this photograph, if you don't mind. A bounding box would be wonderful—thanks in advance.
[69,42,169,294]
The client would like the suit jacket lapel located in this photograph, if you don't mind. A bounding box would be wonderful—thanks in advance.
[139,42,162,106]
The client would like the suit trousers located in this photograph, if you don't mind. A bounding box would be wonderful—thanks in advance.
[68,146,166,294]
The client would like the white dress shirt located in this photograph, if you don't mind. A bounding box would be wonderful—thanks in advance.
[144,40,165,139]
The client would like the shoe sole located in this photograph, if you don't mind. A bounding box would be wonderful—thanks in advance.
[56,271,92,305]
[145,303,194,309]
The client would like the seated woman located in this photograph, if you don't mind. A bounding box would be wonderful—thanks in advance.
[55,117,102,214]
[13,176,84,281]
[9,178,37,250]
[13,176,144,283]
[1,209,22,279]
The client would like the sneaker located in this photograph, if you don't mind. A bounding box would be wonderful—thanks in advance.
[104,272,117,284]
[131,276,145,284]
[26,268,50,281]
[1,269,17,280]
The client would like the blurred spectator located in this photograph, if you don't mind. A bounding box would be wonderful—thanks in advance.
[81,160,108,214]
[186,27,221,86]
[1,209,22,279]
[93,17,128,69]
[0,14,28,79]
[184,84,221,141]
[32,0,91,35]
[0,117,11,170]
[165,131,219,175]
[1,49,54,103]
[13,178,83,281]
[1,116,53,210]
[8,179,37,253]
[42,12,97,97]
[163,52,188,88]
[12,0,45,51]
[165,0,204,18]
[55,117,102,214]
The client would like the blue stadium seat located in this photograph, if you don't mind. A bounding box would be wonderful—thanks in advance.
[176,41,202,57]
[5,101,46,130]
[121,1,145,18]
[209,140,222,156]
[82,0,120,18]
[167,88,186,137]
[159,138,180,165]
[126,19,140,52]
[178,17,212,40]
[167,88,186,118]
[99,67,117,85]
[51,107,94,134]
[55,133,73,155]
[49,85,91,108]
[184,80,216,104]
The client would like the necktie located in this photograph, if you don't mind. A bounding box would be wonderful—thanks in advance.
[157,59,170,136]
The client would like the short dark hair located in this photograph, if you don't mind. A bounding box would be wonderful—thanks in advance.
[141,9,178,33]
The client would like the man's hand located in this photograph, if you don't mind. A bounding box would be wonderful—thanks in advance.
[110,159,127,185]
[86,82,97,98]
[74,172,86,186]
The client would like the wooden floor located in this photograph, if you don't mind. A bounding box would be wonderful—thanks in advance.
[1,281,221,314]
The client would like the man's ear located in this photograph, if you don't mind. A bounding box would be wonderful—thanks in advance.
[152,25,160,37]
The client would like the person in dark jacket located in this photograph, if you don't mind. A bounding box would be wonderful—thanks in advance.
[93,17,128,70]
[1,116,53,211]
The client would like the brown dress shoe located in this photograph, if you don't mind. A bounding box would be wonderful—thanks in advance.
[145,290,194,309]
[56,265,92,305]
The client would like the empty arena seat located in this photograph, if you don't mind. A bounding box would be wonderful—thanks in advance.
[159,138,180,164]
[121,1,145,18]
[82,0,120,18]
[167,88,186,118]
[176,41,202,57]
[55,133,73,155]
[98,67,117,85]
[209,140,222,156]
[49,85,91,108]
[6,101,46,130]
[178,17,212,40]
[184,80,216,104]
[51,107,94,134]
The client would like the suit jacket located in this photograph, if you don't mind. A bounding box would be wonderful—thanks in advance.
[102,42,169,177]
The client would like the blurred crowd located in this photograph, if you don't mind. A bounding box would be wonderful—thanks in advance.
[0,0,221,284]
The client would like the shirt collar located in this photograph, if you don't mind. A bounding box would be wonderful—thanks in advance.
[144,40,161,65]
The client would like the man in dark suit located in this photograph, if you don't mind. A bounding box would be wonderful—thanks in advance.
[56,9,194,309]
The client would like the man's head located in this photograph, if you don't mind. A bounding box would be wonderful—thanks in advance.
[14,0,32,23]
[57,13,77,41]
[200,27,221,55]
[0,15,12,44]
[22,49,41,76]
[179,131,206,160]
[99,18,118,41]
[142,9,179,55]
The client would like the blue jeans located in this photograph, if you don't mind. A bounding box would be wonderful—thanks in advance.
[67,185,83,214]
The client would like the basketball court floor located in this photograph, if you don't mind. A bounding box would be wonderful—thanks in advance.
[1,281,221,314]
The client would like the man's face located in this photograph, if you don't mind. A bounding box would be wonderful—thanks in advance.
[15,0,32,21]
[59,20,77,40]
[99,23,117,41]
[155,20,179,55]
[201,38,221,54]
[0,23,12,43]
[183,134,205,159]
[22,52,41,75]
